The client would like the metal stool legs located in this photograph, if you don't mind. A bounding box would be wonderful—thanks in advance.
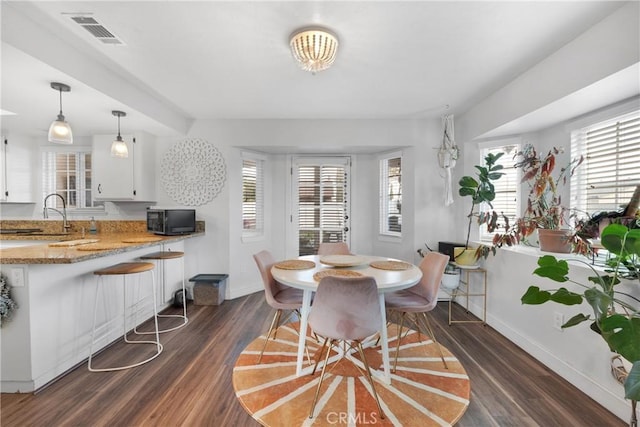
[135,251,188,334]
[88,262,163,372]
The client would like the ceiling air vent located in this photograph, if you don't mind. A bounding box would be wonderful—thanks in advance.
[70,16,125,45]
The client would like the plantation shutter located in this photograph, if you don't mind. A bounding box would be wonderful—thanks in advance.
[242,157,263,236]
[479,144,520,241]
[41,149,94,209]
[295,157,350,256]
[571,111,640,214]
[379,154,402,235]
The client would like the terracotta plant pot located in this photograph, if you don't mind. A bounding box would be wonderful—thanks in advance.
[453,247,479,266]
[538,229,572,253]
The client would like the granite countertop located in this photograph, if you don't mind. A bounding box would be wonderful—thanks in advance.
[0,231,204,264]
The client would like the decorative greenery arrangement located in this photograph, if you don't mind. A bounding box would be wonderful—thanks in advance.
[521,223,639,422]
[490,144,592,255]
[0,273,18,327]
[457,151,505,261]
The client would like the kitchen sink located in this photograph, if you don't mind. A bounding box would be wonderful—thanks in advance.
[0,228,44,234]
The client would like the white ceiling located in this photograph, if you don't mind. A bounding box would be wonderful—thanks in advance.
[0,1,634,139]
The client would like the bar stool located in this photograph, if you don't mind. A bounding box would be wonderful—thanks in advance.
[135,251,188,334]
[88,262,163,372]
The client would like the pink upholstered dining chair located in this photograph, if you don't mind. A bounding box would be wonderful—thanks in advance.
[253,250,306,363]
[384,251,449,372]
[307,276,384,420]
[317,242,352,256]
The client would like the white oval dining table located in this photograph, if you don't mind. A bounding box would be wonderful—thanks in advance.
[271,254,422,384]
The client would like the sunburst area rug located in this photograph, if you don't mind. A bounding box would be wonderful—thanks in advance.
[233,322,470,426]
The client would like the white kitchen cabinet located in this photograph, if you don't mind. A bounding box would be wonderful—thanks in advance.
[92,132,156,201]
[0,136,35,203]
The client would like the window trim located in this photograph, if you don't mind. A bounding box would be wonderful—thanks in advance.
[379,150,402,238]
[289,156,351,256]
[570,109,640,216]
[241,151,266,242]
[478,139,521,242]
[40,145,105,215]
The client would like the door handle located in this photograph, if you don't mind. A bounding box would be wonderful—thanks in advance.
[98,184,102,194]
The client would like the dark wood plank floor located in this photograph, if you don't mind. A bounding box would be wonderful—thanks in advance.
[1,293,625,426]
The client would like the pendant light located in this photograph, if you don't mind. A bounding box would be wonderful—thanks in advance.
[48,82,73,144]
[110,110,128,158]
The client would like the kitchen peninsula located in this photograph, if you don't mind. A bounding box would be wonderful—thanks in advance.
[0,220,204,393]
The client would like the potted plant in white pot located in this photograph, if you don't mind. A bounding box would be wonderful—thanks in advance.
[456,151,505,265]
[440,262,461,290]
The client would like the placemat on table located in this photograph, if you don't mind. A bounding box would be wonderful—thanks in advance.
[369,260,412,271]
[313,269,363,281]
[274,260,316,270]
[121,236,164,243]
[76,243,125,251]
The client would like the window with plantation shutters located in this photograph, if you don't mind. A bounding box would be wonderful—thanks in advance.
[294,157,350,256]
[479,143,520,241]
[571,110,640,215]
[379,152,402,236]
[42,147,102,210]
[242,155,264,237]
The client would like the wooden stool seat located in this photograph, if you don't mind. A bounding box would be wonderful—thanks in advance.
[140,251,184,260]
[88,261,162,372]
[94,262,155,276]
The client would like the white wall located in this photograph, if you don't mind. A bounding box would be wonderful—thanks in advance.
[150,118,454,299]
[458,1,639,142]
[476,247,637,421]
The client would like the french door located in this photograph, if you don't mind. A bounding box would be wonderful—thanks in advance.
[290,157,351,256]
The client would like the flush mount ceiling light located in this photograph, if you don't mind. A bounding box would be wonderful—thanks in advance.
[289,27,338,74]
[110,110,128,158]
[48,82,73,144]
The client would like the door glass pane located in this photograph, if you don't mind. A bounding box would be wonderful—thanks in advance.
[296,160,349,256]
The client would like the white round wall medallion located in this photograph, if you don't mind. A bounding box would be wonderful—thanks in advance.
[161,138,227,206]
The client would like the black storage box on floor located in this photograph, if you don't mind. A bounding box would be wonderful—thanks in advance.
[189,274,229,306]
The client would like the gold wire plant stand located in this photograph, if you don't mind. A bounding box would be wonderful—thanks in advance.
[446,266,487,325]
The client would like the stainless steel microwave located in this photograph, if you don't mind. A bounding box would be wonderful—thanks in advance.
[147,209,196,235]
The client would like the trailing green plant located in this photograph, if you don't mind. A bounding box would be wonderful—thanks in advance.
[521,223,640,410]
[458,151,505,260]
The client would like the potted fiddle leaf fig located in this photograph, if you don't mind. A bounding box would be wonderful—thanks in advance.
[521,223,640,424]
[456,151,505,265]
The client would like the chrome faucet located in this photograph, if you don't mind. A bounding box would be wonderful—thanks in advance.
[43,193,71,233]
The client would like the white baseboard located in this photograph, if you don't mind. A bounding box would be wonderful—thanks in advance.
[483,305,630,423]
[228,282,262,300]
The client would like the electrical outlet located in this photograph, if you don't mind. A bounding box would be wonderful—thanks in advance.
[553,312,564,331]
[10,267,25,287]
